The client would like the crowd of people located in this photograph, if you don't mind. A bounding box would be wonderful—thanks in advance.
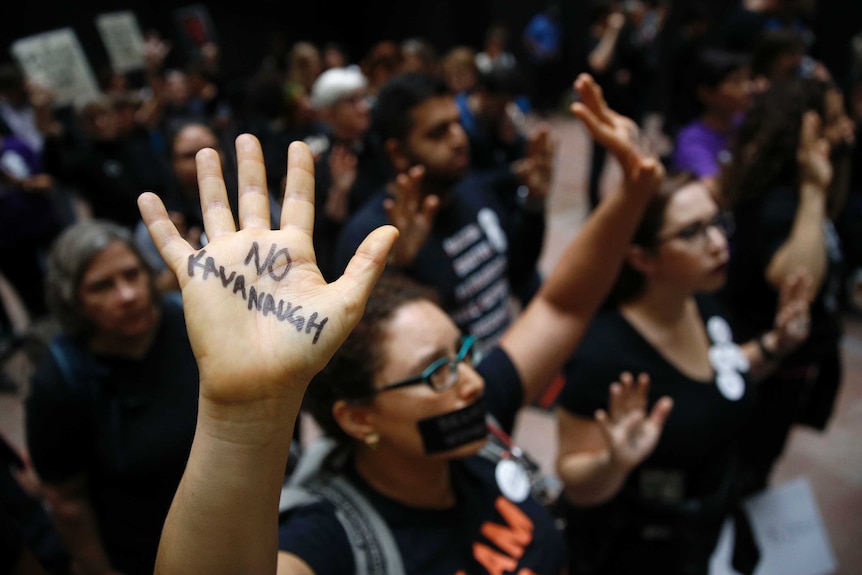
[1,0,860,574]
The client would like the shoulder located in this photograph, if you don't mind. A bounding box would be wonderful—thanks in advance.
[27,342,72,402]
[558,310,638,411]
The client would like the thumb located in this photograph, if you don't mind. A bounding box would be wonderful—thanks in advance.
[333,226,399,322]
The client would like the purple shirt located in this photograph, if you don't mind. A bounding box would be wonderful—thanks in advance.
[672,120,734,179]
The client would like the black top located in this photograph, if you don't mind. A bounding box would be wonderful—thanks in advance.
[277,346,567,575]
[557,294,756,574]
[25,295,200,575]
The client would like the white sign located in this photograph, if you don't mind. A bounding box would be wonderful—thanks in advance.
[96,11,146,73]
[710,477,837,575]
[10,28,100,108]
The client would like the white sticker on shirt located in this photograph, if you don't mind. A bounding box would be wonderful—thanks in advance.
[477,208,508,253]
[495,459,530,503]
[706,316,748,401]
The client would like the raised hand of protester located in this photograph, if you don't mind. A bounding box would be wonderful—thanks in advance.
[571,73,658,187]
[383,164,439,267]
[138,136,397,409]
[595,372,674,472]
[512,123,556,202]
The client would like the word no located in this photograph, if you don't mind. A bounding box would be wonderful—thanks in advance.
[187,243,328,343]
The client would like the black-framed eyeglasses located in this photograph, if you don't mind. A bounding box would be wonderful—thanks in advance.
[374,336,477,395]
[656,211,733,246]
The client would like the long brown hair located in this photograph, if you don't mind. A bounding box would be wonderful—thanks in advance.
[721,75,831,209]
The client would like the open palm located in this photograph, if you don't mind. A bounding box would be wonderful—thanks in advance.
[138,136,397,405]
[595,372,674,472]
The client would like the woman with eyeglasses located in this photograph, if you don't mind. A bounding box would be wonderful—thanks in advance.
[137,73,661,575]
[554,172,813,575]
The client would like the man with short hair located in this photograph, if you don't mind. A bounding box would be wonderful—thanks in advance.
[334,72,553,351]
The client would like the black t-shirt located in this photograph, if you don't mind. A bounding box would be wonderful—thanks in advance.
[25,295,200,575]
[334,171,544,352]
[277,346,566,575]
[556,295,755,573]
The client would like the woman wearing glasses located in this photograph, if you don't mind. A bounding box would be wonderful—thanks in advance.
[554,172,813,575]
[138,73,659,575]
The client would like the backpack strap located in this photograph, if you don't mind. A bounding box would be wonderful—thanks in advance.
[278,437,405,575]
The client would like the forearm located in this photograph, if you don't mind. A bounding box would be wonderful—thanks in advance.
[587,28,622,73]
[155,395,301,575]
[558,449,630,506]
[542,179,652,314]
[502,179,653,402]
[766,184,828,292]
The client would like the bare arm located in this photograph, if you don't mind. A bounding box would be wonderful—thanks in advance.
[500,74,663,406]
[141,138,396,575]
[765,112,832,294]
[587,13,625,74]
[42,475,119,575]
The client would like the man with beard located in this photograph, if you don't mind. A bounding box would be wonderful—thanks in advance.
[333,72,554,351]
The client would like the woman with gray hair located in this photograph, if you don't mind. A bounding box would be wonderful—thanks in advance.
[24,219,200,575]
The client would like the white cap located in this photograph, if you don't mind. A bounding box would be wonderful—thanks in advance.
[310,65,368,110]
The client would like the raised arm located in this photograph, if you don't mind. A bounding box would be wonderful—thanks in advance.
[140,136,397,575]
[765,111,832,294]
[500,74,663,405]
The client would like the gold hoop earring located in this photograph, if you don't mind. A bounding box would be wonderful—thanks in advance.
[364,431,380,450]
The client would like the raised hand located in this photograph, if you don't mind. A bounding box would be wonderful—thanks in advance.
[570,73,652,183]
[512,123,557,202]
[595,372,673,472]
[138,136,397,407]
[325,143,358,222]
[383,165,439,267]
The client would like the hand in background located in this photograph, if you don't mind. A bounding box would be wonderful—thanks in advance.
[595,372,673,472]
[383,165,439,268]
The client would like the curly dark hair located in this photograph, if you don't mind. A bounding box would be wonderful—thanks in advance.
[303,271,439,447]
[721,75,832,209]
